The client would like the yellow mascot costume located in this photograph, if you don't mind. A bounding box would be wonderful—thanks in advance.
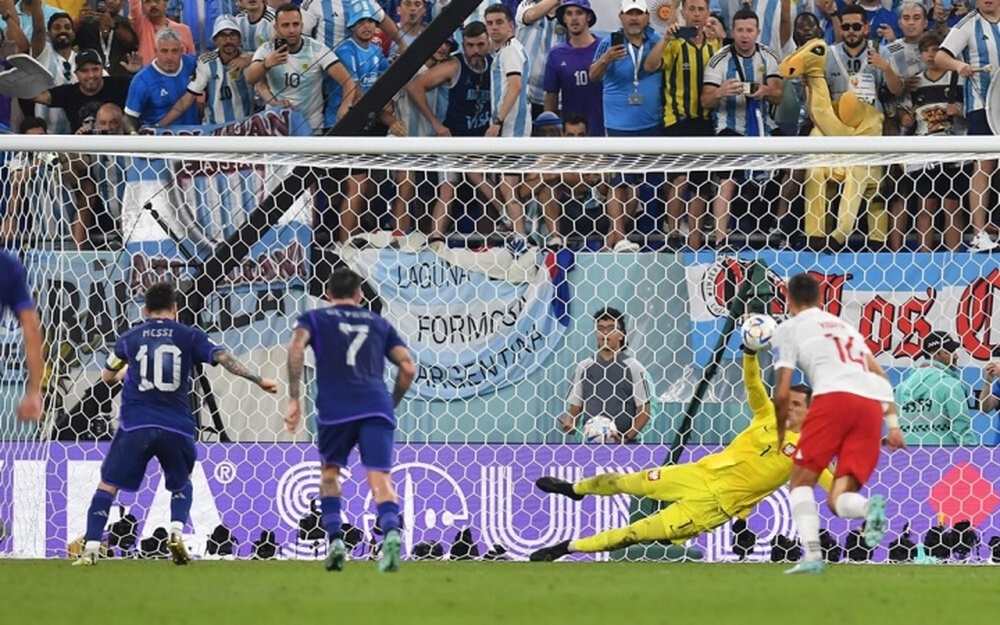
[779,39,888,248]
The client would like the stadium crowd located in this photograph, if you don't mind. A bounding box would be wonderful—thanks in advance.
[0,0,998,252]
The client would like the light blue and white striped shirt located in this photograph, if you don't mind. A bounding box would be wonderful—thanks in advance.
[719,0,785,57]
[188,51,255,124]
[515,0,564,106]
[302,0,385,51]
[703,44,781,136]
[252,36,339,132]
[35,46,76,135]
[235,7,275,52]
[941,10,1000,112]
[491,38,531,136]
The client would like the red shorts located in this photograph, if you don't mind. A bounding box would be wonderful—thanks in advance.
[795,391,883,485]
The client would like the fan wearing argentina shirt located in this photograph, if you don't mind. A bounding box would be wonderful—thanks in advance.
[234,0,275,52]
[301,0,405,56]
[515,0,565,118]
[485,2,531,138]
[157,16,254,126]
[936,0,1000,252]
[247,2,359,133]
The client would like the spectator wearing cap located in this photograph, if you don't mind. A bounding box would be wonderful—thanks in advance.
[128,0,196,66]
[335,8,405,244]
[75,0,139,79]
[124,27,200,131]
[590,0,662,252]
[895,331,977,446]
[543,0,603,136]
[32,48,134,133]
[515,0,564,119]
[158,17,254,126]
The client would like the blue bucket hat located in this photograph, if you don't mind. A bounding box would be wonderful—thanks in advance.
[556,0,597,28]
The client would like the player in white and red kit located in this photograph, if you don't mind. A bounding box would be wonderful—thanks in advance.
[772,272,906,574]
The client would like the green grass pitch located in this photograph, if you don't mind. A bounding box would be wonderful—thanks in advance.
[4,559,999,625]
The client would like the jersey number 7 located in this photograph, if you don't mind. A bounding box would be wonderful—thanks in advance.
[339,323,370,367]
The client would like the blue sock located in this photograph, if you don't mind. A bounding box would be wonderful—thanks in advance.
[377,501,400,535]
[170,481,193,528]
[321,496,343,542]
[85,490,115,542]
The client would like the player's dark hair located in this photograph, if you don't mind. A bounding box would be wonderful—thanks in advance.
[327,267,363,300]
[790,383,813,405]
[274,2,301,19]
[732,7,759,28]
[786,273,821,307]
[463,20,487,39]
[919,31,942,52]
[484,3,513,22]
[145,282,178,313]
[594,306,626,335]
[47,12,72,30]
[839,3,867,22]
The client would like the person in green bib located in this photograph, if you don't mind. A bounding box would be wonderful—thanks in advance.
[895,332,977,446]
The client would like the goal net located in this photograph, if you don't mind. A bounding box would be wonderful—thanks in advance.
[2,130,999,564]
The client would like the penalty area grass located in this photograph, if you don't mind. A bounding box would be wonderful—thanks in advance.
[2,559,998,625]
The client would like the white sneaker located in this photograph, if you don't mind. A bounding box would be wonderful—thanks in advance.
[970,231,999,252]
[612,239,640,252]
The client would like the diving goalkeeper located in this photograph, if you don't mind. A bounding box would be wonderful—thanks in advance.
[529,350,832,561]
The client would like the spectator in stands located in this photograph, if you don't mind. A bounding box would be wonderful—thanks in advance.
[590,0,662,252]
[892,31,966,252]
[717,0,792,55]
[2,117,69,246]
[391,0,426,54]
[33,12,78,135]
[857,0,901,42]
[158,17,254,125]
[522,112,609,248]
[390,37,456,235]
[336,9,405,244]
[542,0,603,137]
[247,3,358,134]
[302,0,404,58]
[166,0,223,53]
[75,0,138,78]
[94,102,125,134]
[701,8,782,249]
[234,0,275,52]
[0,0,57,49]
[896,331,976,446]
[936,0,1000,252]
[810,0,841,45]
[485,3,532,253]
[124,28,200,131]
[560,306,651,444]
[928,0,961,36]
[31,48,134,133]
[645,0,720,250]
[515,0,563,119]
[129,0,196,64]
[407,21,495,245]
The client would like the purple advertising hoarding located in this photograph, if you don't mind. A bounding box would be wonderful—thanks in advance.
[2,443,998,562]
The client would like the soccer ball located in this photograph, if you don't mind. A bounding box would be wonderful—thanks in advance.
[582,416,617,444]
[740,314,778,352]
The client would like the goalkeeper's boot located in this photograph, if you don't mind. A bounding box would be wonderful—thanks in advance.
[535,477,584,501]
[529,540,571,562]
[863,494,887,548]
[378,531,402,573]
[325,538,347,572]
[72,551,98,567]
[783,559,825,575]
[167,533,191,566]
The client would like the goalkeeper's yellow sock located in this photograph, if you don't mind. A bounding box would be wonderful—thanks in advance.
[570,515,667,553]
[574,472,647,497]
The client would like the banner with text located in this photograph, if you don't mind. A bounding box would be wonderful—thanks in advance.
[683,251,1000,385]
[346,249,573,400]
[3,443,1000,562]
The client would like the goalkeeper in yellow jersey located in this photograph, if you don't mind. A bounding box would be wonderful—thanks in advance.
[529,349,832,562]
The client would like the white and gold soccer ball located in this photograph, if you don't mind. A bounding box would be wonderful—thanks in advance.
[582,416,617,444]
[740,314,778,352]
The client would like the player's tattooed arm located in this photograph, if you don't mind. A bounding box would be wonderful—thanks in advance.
[287,328,310,401]
[215,349,263,385]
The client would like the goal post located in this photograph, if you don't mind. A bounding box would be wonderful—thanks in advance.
[1,134,999,563]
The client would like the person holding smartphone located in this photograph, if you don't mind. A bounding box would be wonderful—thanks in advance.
[75,0,138,78]
[587,0,663,252]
